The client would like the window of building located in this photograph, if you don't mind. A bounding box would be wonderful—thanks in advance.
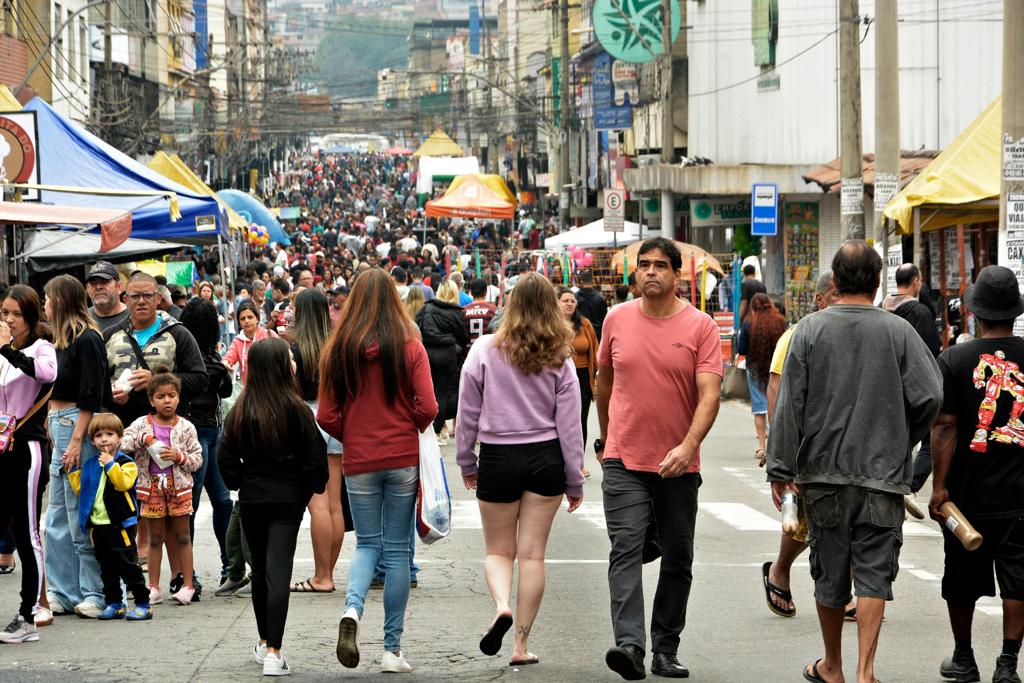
[79,18,86,83]
[751,0,778,68]
[54,2,64,79]
[3,0,18,38]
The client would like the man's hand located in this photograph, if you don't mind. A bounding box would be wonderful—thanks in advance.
[566,495,583,513]
[111,387,130,405]
[658,442,695,478]
[130,369,152,389]
[929,486,950,523]
[462,474,477,490]
[770,480,800,511]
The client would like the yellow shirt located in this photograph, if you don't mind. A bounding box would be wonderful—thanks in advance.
[769,326,796,375]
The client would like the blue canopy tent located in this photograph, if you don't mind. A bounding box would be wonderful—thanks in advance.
[216,189,291,246]
[24,98,227,243]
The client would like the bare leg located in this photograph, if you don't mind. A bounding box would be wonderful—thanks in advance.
[754,414,767,453]
[510,492,562,662]
[948,601,975,641]
[137,520,149,565]
[478,499,519,621]
[809,602,846,683]
[768,533,807,612]
[147,517,167,588]
[172,516,194,590]
[855,597,885,683]
[307,493,335,590]
[327,457,345,572]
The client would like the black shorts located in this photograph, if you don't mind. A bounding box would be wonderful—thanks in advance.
[942,514,1024,604]
[476,439,567,503]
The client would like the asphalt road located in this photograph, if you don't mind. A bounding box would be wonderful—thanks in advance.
[0,400,1005,682]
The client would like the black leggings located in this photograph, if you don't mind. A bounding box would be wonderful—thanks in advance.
[241,502,304,650]
[577,367,593,447]
[426,345,459,434]
[0,440,46,621]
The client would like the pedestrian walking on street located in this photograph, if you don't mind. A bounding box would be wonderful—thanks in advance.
[458,272,585,667]
[736,292,788,463]
[928,265,1024,683]
[218,337,328,676]
[317,268,437,674]
[574,270,607,340]
[41,275,108,621]
[557,285,597,477]
[416,279,467,445]
[596,237,724,680]
[0,287,56,644]
[767,241,943,683]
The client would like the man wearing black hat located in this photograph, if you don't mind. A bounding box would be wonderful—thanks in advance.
[86,261,129,332]
[930,265,1024,683]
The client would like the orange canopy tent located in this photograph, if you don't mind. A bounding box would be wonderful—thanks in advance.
[424,174,516,220]
[611,240,724,279]
[385,145,413,156]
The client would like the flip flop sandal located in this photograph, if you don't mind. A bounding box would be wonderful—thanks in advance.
[290,578,335,593]
[844,608,857,621]
[509,654,539,667]
[0,562,15,575]
[479,614,513,656]
[761,561,796,617]
[803,659,827,682]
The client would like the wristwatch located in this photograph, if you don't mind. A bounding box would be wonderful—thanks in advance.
[593,438,605,452]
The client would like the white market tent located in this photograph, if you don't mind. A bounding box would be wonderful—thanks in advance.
[23,229,187,272]
[544,219,661,249]
[416,156,481,195]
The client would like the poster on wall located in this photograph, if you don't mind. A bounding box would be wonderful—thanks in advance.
[783,201,820,323]
[1006,193,1024,335]
[885,242,903,294]
[0,111,40,201]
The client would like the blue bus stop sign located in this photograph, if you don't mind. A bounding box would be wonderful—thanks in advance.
[751,183,778,236]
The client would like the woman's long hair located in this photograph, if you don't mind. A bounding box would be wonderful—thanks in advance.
[748,292,788,384]
[5,285,47,347]
[436,280,459,304]
[404,285,425,321]
[495,272,572,374]
[293,288,332,384]
[44,275,98,349]
[224,337,307,459]
[179,298,220,356]
[321,268,411,405]
[556,285,582,333]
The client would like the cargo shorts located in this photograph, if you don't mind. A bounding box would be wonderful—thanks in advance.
[803,485,904,609]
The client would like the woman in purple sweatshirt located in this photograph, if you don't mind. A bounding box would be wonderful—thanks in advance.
[456,271,584,668]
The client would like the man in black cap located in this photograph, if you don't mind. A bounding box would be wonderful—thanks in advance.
[930,265,1024,683]
[86,261,130,332]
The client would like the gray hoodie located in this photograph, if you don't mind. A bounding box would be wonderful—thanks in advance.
[766,304,943,494]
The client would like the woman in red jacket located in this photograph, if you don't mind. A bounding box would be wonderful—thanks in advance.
[316,268,437,675]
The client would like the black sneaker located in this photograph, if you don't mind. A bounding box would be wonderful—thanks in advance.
[606,644,646,681]
[994,654,1022,683]
[169,572,184,594]
[940,650,981,683]
[192,574,203,603]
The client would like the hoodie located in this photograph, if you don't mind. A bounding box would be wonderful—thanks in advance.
[223,327,276,385]
[882,293,942,358]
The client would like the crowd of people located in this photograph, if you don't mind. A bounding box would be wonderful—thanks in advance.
[0,149,1017,683]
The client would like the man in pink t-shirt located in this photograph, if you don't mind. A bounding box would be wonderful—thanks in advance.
[596,237,723,681]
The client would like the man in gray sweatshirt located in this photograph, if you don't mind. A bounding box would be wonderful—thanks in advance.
[766,240,942,683]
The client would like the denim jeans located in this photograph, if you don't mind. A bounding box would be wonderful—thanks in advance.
[44,408,104,609]
[190,426,232,577]
[345,466,418,652]
[373,510,418,582]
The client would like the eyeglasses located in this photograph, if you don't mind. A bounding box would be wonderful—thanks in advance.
[126,292,158,302]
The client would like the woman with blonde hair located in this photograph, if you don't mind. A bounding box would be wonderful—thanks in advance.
[403,286,425,322]
[415,279,467,445]
[456,271,584,666]
[42,275,109,622]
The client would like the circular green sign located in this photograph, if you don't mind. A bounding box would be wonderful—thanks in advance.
[593,0,681,64]
[693,201,712,221]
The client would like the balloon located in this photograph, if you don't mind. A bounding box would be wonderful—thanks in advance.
[572,246,584,260]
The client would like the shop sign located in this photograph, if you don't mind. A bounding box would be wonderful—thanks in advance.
[1004,135,1024,181]
[0,111,40,201]
[612,61,638,106]
[593,53,633,131]
[195,215,217,232]
[690,196,751,227]
[593,0,681,64]
[750,183,778,236]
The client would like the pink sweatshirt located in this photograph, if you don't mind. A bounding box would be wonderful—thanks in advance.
[223,327,275,385]
[455,335,585,498]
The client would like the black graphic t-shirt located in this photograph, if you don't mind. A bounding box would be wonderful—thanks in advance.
[938,336,1024,519]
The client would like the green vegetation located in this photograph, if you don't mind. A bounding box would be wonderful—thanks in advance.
[315,18,409,99]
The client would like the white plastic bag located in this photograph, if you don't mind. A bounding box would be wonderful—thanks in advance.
[416,429,451,544]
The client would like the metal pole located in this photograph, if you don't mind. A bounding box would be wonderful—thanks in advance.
[999,0,1024,239]
[103,0,113,130]
[874,0,899,297]
[660,0,675,240]
[558,0,571,232]
[839,0,864,239]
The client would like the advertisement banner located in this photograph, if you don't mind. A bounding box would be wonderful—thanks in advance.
[593,52,633,131]
[690,196,751,227]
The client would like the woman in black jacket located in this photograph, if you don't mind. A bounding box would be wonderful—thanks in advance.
[219,337,328,676]
[415,279,468,443]
[179,298,234,591]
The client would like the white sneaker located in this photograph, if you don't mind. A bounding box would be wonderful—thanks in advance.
[336,607,360,668]
[74,601,103,619]
[381,651,412,673]
[33,607,53,627]
[45,594,69,615]
[253,640,268,664]
[262,653,291,676]
[0,614,38,643]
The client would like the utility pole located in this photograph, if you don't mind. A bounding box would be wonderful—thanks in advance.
[660,0,675,239]
[1000,0,1024,246]
[839,0,864,239]
[558,0,571,231]
[874,0,899,296]
[103,0,112,132]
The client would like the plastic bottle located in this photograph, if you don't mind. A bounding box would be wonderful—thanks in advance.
[781,492,800,536]
[940,502,983,551]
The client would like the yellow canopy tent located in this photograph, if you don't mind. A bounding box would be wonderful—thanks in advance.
[412,130,464,158]
[884,97,1001,235]
[0,86,22,110]
[148,152,248,232]
[447,173,517,206]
